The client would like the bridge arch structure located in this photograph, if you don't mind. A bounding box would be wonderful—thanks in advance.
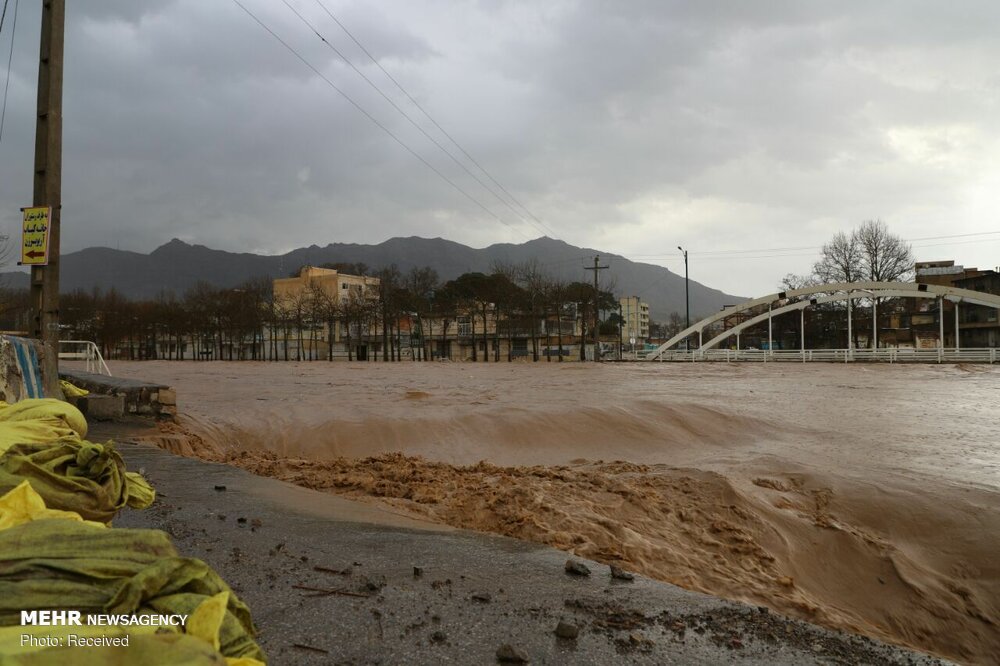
[646,281,1000,362]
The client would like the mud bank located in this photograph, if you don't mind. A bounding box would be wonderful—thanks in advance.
[120,361,1000,664]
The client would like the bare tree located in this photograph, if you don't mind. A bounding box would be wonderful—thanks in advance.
[813,221,912,285]
[814,231,863,285]
[855,219,914,282]
[780,273,820,292]
[545,278,569,362]
[406,266,439,361]
[514,259,549,362]
[376,265,402,361]
[811,221,912,349]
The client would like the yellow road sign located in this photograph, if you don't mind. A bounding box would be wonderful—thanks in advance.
[20,206,51,266]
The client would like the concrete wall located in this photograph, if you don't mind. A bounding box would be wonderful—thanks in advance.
[0,335,62,402]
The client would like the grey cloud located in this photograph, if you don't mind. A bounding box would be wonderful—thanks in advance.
[1,0,998,298]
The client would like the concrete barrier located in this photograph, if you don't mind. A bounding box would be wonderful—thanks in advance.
[59,369,176,420]
[0,336,62,402]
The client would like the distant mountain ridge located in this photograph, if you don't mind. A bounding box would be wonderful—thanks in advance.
[1,236,743,320]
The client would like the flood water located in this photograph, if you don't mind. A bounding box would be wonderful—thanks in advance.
[111,360,1000,664]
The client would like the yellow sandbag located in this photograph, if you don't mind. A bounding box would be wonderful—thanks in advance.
[188,592,228,653]
[0,481,104,531]
[0,398,152,522]
[125,471,156,509]
[0,439,155,523]
[187,593,266,666]
[0,520,265,662]
[59,380,89,398]
[0,487,264,664]
[0,399,88,453]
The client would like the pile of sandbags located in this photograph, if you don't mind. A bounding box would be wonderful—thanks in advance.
[0,398,266,664]
[0,399,154,523]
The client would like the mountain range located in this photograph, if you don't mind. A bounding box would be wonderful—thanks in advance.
[0,237,742,321]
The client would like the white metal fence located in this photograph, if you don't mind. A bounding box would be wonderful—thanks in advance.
[640,348,998,363]
[58,340,112,375]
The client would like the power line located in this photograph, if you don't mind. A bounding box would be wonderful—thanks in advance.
[311,0,559,238]
[0,0,18,147]
[279,0,551,240]
[1,0,11,35]
[230,0,530,242]
[908,230,1000,242]
[911,237,1000,251]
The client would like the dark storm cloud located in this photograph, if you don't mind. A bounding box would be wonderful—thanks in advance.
[1,1,997,295]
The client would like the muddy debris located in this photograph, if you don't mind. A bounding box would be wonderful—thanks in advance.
[554,621,579,639]
[610,564,634,581]
[471,591,492,603]
[362,575,387,592]
[565,598,650,633]
[496,643,529,663]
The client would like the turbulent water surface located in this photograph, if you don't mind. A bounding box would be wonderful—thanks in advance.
[112,360,999,664]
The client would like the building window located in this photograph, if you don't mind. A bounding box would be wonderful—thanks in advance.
[457,316,472,336]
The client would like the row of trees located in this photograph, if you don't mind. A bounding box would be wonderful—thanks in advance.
[0,260,630,362]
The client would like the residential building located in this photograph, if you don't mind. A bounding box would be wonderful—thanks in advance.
[954,270,1000,347]
[618,296,650,345]
[271,266,381,359]
[273,266,381,304]
[906,261,999,348]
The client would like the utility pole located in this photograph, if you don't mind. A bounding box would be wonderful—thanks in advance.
[677,246,689,350]
[583,255,609,362]
[30,0,65,358]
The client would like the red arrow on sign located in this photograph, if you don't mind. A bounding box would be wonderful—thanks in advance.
[25,250,46,259]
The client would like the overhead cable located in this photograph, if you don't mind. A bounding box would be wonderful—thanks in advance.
[230,0,530,241]
[311,0,559,237]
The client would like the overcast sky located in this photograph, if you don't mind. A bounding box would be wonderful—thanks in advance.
[1,0,998,297]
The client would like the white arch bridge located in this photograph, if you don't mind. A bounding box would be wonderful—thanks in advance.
[645,281,1000,363]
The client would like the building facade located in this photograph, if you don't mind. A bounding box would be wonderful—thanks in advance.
[618,296,650,345]
[905,260,999,348]
[271,266,381,360]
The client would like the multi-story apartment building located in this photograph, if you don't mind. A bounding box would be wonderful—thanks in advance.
[271,266,381,359]
[618,296,650,345]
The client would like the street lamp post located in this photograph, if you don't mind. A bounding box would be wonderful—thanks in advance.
[678,246,689,350]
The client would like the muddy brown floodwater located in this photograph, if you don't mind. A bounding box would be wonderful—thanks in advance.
[114,360,1000,664]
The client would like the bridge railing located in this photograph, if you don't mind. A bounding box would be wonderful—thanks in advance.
[58,340,112,376]
[637,348,997,364]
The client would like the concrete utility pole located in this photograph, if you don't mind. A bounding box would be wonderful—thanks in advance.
[30,0,65,357]
[583,255,609,362]
[677,246,689,350]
